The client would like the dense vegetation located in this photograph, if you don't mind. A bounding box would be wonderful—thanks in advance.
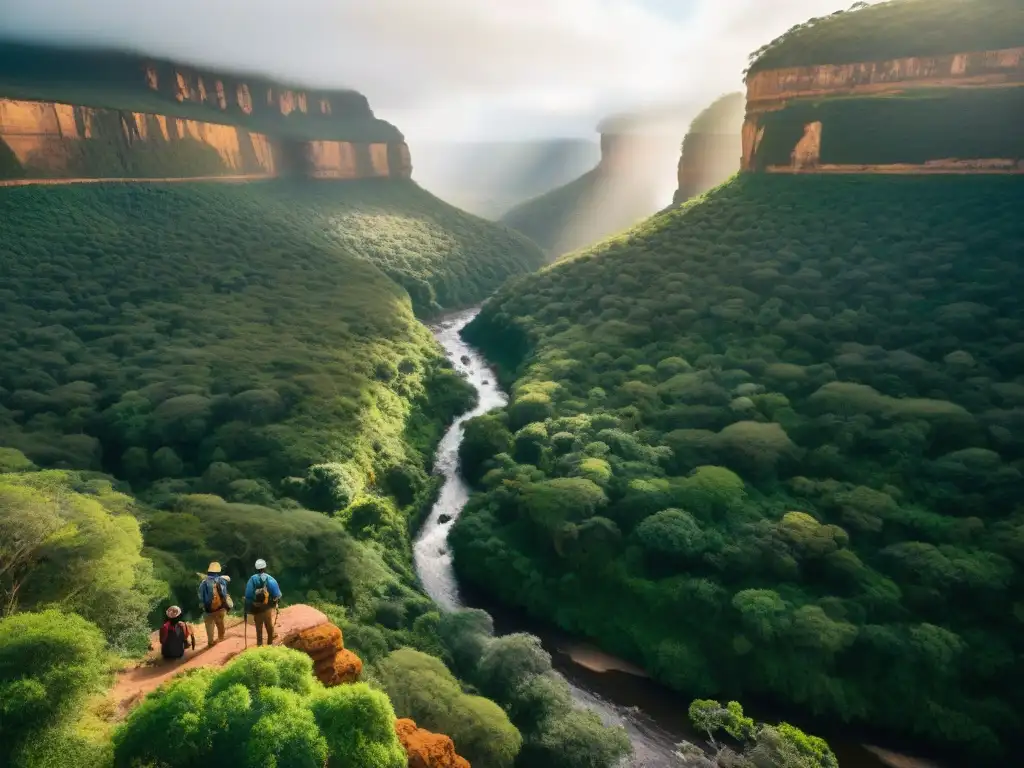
[0,41,402,142]
[0,454,633,768]
[453,174,1024,759]
[1,468,163,653]
[113,647,408,768]
[0,180,541,505]
[252,179,546,313]
[753,88,1024,168]
[746,0,1024,74]
[0,170,636,767]
[0,609,113,767]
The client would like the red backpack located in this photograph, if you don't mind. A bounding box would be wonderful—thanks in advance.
[161,620,190,658]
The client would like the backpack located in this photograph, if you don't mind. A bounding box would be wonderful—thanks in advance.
[204,578,226,613]
[162,621,187,659]
[251,574,270,609]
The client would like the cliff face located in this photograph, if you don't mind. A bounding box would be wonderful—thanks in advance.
[746,46,1024,111]
[674,93,744,203]
[0,44,412,182]
[742,46,1024,174]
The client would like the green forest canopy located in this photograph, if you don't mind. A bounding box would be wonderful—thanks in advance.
[746,0,1024,75]
[453,173,1024,760]
[0,180,541,510]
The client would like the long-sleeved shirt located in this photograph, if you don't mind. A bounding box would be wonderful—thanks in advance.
[245,573,282,611]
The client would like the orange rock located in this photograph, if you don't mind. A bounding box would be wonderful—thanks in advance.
[315,649,362,687]
[283,623,344,656]
[395,718,471,768]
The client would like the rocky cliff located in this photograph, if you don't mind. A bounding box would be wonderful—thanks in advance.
[742,45,1024,173]
[673,92,744,203]
[0,42,411,181]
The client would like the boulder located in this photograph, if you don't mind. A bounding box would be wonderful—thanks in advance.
[282,622,343,656]
[282,621,362,686]
[395,718,471,768]
[316,649,363,687]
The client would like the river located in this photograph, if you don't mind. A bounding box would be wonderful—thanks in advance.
[413,307,921,768]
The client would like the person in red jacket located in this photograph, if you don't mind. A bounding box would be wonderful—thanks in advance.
[160,605,196,660]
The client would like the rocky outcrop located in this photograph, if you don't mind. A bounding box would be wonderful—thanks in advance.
[0,98,275,177]
[0,97,412,181]
[282,622,363,687]
[0,43,412,182]
[395,718,471,768]
[746,46,1024,113]
[674,93,744,203]
[741,46,1024,174]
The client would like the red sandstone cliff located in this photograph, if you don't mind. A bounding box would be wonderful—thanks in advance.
[740,46,1024,174]
[0,43,413,182]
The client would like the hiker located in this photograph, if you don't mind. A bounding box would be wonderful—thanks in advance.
[198,561,231,647]
[159,605,195,660]
[245,558,282,647]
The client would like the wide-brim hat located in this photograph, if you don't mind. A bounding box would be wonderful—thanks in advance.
[166,605,182,619]
[207,561,222,574]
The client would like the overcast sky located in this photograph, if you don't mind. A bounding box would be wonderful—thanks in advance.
[1,0,874,142]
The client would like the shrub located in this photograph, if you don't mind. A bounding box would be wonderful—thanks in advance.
[0,610,110,764]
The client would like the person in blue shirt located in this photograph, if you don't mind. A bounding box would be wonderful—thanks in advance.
[245,558,282,646]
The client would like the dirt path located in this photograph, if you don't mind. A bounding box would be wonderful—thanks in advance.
[110,604,328,715]
[0,173,273,188]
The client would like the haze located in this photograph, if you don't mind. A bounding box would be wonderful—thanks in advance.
[2,0,879,143]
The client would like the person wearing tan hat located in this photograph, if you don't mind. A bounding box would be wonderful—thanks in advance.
[197,561,231,646]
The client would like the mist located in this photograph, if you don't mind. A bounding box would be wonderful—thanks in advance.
[1,0,879,142]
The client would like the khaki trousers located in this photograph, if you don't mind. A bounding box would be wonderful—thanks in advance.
[253,609,275,646]
[203,608,226,646]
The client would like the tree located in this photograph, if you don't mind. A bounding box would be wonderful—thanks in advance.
[519,477,607,532]
[475,633,553,705]
[374,648,521,767]
[0,483,63,614]
[517,708,632,768]
[0,610,109,765]
[635,508,707,565]
[460,414,513,484]
[0,472,162,652]
[436,609,495,677]
[687,699,837,768]
[312,684,407,768]
[508,392,554,430]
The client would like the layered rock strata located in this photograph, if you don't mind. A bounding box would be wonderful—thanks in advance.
[742,46,1024,173]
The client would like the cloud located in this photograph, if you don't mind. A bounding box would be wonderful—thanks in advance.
[1,0,876,140]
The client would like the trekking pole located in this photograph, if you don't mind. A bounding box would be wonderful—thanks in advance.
[244,606,248,650]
